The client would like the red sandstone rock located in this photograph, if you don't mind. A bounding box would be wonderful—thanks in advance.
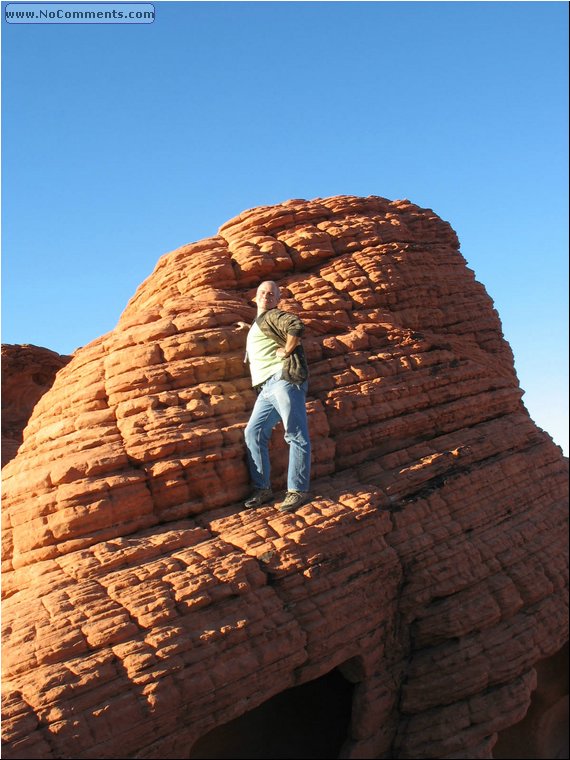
[1,195,567,759]
[1,344,71,467]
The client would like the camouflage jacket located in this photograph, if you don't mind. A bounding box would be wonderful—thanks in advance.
[255,308,309,385]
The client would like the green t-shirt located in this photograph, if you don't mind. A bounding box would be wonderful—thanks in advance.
[246,321,283,386]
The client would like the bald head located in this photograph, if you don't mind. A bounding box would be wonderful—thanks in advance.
[255,281,280,314]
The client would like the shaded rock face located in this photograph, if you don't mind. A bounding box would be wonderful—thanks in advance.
[1,195,567,760]
[1,344,71,467]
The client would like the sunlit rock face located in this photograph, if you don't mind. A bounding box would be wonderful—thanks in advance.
[1,344,71,467]
[1,195,567,760]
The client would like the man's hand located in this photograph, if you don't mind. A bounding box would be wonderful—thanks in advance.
[276,335,301,359]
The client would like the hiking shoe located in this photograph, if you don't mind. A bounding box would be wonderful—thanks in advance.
[278,491,310,513]
[244,488,273,509]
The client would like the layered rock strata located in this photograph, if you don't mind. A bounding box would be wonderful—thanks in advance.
[1,195,568,760]
[1,344,71,467]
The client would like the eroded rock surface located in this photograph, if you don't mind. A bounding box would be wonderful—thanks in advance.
[1,195,567,759]
[1,344,71,467]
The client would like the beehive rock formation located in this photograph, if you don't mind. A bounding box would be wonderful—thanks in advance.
[1,344,71,467]
[1,195,568,760]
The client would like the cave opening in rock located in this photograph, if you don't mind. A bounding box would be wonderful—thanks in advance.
[187,667,354,759]
[492,641,569,760]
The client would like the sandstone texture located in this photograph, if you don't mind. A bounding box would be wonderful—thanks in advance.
[1,344,71,467]
[1,195,568,759]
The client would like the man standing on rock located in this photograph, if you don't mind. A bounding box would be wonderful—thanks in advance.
[237,281,311,512]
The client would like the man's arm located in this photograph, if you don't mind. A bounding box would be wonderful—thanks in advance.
[276,334,301,358]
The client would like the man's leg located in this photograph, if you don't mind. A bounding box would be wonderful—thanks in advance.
[244,392,280,490]
[270,379,311,493]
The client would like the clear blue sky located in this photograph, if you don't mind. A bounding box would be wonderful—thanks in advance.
[1,1,568,454]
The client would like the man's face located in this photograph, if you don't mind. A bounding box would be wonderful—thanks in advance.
[256,283,279,312]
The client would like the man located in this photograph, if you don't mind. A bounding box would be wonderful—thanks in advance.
[238,281,311,512]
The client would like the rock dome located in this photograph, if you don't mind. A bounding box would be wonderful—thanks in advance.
[1,195,567,759]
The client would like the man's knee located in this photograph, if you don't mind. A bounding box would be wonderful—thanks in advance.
[245,420,269,448]
[284,426,310,446]
[244,422,255,447]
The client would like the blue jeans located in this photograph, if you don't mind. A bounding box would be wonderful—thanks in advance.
[245,371,311,493]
